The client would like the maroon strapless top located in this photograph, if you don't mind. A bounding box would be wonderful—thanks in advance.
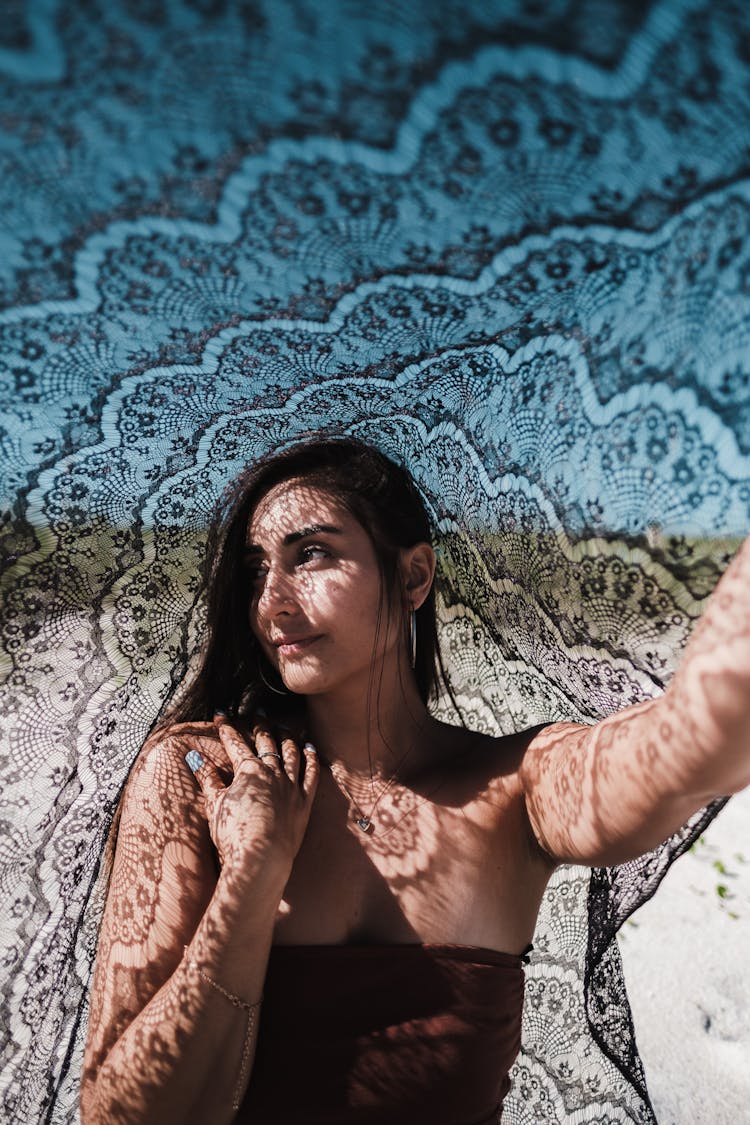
[237,943,526,1125]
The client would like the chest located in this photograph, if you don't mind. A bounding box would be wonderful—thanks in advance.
[271,768,542,947]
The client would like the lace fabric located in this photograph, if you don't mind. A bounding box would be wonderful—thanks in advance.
[0,1,747,1121]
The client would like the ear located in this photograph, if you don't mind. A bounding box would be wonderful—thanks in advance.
[399,543,436,610]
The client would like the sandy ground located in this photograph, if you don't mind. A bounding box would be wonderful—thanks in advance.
[618,787,750,1124]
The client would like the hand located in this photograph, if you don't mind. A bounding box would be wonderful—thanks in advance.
[184,714,319,886]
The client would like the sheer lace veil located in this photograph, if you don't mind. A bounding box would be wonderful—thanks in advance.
[0,1,746,1121]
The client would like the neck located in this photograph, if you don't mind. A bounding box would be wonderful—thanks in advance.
[304,660,433,782]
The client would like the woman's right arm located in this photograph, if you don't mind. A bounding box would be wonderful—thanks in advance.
[80,719,318,1124]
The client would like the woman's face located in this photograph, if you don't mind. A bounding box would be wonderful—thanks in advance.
[245,478,402,696]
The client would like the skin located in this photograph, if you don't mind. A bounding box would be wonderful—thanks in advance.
[81,479,750,1123]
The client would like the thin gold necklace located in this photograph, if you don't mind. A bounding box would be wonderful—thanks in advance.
[326,747,415,834]
[324,726,478,840]
[328,759,452,841]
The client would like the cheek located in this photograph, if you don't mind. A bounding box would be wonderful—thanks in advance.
[324,572,374,616]
[302,572,350,614]
[342,577,388,639]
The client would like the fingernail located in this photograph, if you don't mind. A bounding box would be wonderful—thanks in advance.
[185,750,204,773]
[304,742,317,755]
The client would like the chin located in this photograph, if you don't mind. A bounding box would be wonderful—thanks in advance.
[284,666,361,697]
[278,667,330,695]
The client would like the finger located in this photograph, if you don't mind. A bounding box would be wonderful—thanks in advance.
[174,731,232,777]
[301,742,320,799]
[215,715,256,771]
[279,732,301,782]
[253,727,284,772]
[184,749,226,803]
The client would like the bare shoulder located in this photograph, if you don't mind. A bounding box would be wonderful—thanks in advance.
[123,721,229,809]
[104,722,225,917]
[427,716,557,808]
[428,721,565,897]
[112,721,221,890]
[135,720,225,771]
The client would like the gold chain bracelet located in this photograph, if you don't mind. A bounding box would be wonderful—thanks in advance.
[183,948,263,1110]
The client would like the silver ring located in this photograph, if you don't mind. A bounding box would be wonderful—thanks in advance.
[258,751,282,760]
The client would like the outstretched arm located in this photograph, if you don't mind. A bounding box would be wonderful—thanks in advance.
[520,536,750,867]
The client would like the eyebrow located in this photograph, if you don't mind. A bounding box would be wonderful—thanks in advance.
[244,524,343,556]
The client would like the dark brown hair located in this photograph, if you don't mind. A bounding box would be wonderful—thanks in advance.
[164,437,450,723]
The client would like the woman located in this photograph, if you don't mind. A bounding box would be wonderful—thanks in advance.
[80,437,750,1124]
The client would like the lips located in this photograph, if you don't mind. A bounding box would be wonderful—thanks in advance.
[271,634,322,656]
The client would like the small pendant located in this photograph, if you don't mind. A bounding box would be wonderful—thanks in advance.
[356,816,373,833]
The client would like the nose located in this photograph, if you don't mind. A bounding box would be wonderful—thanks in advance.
[255,564,297,619]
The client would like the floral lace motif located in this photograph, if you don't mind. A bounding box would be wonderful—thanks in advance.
[0,1,747,1121]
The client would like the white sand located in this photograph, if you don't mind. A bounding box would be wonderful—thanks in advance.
[618,787,750,1124]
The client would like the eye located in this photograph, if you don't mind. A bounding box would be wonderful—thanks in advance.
[298,543,330,566]
[243,559,268,585]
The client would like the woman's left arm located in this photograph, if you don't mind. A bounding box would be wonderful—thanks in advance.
[521,536,750,867]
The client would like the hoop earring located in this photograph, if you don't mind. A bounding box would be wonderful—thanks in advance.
[410,608,417,669]
[257,657,290,696]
